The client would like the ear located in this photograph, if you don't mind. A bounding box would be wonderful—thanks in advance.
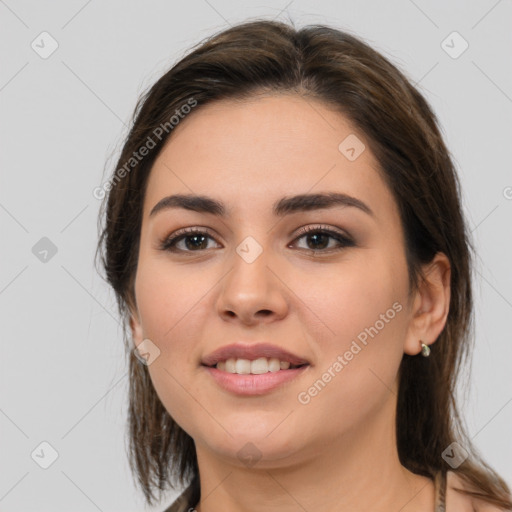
[403,252,451,356]
[128,303,144,348]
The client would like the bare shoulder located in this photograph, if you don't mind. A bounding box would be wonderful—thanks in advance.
[446,471,510,512]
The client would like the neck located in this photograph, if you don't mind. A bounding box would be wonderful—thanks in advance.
[193,386,434,512]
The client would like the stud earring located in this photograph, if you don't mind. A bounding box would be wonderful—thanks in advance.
[420,341,430,357]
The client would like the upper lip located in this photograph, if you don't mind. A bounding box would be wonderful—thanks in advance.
[201,343,310,367]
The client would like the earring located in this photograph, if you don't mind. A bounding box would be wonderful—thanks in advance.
[420,341,430,357]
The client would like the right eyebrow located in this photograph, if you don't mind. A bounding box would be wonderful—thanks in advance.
[149,192,374,219]
[149,194,225,218]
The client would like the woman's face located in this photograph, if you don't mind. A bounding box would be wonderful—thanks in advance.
[130,93,422,466]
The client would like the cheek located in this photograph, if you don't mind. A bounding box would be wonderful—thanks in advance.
[134,253,210,347]
[133,255,217,426]
[292,252,408,405]
[294,252,406,347]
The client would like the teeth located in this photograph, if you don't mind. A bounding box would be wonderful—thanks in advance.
[216,357,300,374]
[225,359,236,373]
[235,359,251,374]
[268,358,281,372]
[251,357,270,374]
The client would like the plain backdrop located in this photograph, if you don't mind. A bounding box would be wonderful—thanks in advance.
[1,1,511,511]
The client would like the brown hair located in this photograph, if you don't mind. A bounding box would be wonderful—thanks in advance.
[96,18,512,509]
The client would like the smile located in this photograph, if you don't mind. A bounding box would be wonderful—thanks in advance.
[203,357,308,374]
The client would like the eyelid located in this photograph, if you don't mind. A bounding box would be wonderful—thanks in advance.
[159,223,355,253]
[292,224,352,240]
[170,226,217,238]
[159,226,220,250]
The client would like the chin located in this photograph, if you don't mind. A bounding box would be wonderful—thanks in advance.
[197,424,308,467]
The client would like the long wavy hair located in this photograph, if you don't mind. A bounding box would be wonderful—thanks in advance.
[96,18,512,509]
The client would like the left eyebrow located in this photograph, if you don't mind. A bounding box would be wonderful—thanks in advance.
[149,192,374,218]
[273,192,374,217]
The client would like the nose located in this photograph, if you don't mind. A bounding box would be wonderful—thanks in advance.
[216,244,289,326]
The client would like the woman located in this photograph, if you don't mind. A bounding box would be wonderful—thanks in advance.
[96,19,512,512]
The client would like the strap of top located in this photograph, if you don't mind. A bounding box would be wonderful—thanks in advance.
[162,478,200,512]
[434,469,448,512]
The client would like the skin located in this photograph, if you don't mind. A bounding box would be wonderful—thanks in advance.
[129,93,455,511]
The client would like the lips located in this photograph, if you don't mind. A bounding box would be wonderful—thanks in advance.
[203,364,310,395]
[200,342,310,367]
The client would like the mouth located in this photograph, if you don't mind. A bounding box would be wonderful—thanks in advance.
[201,357,310,374]
[200,342,311,374]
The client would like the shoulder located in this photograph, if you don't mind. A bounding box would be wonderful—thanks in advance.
[446,470,509,512]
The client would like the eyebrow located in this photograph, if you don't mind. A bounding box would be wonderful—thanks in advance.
[149,192,374,218]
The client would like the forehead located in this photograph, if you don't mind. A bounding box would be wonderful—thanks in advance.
[143,94,397,221]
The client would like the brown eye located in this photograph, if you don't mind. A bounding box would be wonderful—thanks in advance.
[291,226,355,252]
[159,225,355,255]
[160,228,219,252]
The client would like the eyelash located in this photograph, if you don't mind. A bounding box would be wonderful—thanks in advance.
[158,225,355,254]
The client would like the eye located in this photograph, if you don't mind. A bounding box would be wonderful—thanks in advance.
[290,225,355,252]
[159,227,219,252]
[159,225,355,254]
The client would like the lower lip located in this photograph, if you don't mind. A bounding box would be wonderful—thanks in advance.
[201,365,310,396]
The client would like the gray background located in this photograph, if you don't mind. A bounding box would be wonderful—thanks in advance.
[1,1,511,511]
